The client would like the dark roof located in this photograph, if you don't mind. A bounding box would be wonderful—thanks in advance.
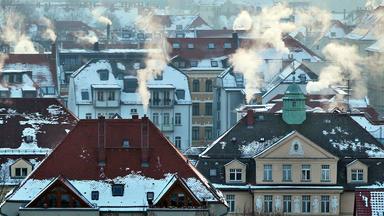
[201,112,383,159]
[0,98,77,149]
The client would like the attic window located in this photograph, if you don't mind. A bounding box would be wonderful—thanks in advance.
[25,135,34,143]
[98,70,109,81]
[190,60,198,67]
[176,89,185,100]
[112,184,124,196]
[210,169,217,176]
[91,191,99,200]
[122,139,130,148]
[211,61,218,67]
[294,143,299,151]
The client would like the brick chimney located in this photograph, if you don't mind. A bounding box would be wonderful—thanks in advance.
[93,42,100,51]
[141,115,149,168]
[232,31,239,49]
[246,109,255,128]
[97,116,106,173]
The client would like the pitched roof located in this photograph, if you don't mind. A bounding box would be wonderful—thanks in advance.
[9,117,224,206]
[3,54,57,88]
[0,98,77,151]
[201,112,384,159]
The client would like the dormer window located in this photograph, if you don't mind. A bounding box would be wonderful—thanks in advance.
[98,70,109,81]
[351,169,364,182]
[15,168,28,177]
[190,60,198,67]
[25,135,34,143]
[122,139,130,148]
[91,191,99,200]
[229,169,242,182]
[172,43,180,49]
[112,184,124,196]
[211,61,218,67]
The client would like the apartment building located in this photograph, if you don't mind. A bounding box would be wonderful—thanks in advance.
[67,59,192,151]
[195,83,384,215]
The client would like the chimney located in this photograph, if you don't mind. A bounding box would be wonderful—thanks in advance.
[246,109,255,128]
[132,114,139,119]
[50,42,56,60]
[141,115,149,168]
[93,42,100,51]
[107,24,111,44]
[98,116,106,173]
[232,32,239,49]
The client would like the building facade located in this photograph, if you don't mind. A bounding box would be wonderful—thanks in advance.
[67,59,192,151]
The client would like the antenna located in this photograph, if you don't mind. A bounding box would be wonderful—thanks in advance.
[347,79,351,113]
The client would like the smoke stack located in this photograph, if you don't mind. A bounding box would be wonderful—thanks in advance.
[93,42,100,51]
[246,109,255,128]
[107,24,111,43]
[232,32,239,49]
[141,115,149,168]
[97,116,106,170]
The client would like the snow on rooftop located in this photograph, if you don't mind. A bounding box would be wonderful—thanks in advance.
[3,63,54,86]
[9,173,218,207]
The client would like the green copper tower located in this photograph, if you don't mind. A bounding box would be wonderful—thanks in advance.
[282,82,306,124]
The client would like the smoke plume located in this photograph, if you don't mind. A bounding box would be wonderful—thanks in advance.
[40,17,57,42]
[0,11,37,53]
[307,43,365,98]
[74,31,98,45]
[135,12,169,113]
[92,7,112,26]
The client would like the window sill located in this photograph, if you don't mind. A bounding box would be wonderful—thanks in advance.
[263,180,273,182]
[321,180,331,182]
[301,180,311,182]
[282,180,292,182]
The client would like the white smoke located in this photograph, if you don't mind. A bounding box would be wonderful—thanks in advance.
[74,31,98,45]
[365,0,384,8]
[92,7,112,26]
[307,43,365,98]
[0,11,37,53]
[40,17,57,42]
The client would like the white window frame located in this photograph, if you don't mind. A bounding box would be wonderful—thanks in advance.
[264,195,273,213]
[351,169,364,182]
[321,165,330,182]
[175,136,181,149]
[226,194,235,212]
[302,195,311,213]
[264,164,272,181]
[321,195,330,213]
[301,164,311,181]
[283,195,292,213]
[282,164,292,182]
[229,168,242,182]
[175,113,181,125]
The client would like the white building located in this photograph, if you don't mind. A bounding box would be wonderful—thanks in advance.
[67,59,192,151]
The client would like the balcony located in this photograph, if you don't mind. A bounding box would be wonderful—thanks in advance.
[149,99,174,108]
[94,100,120,108]
[154,123,174,132]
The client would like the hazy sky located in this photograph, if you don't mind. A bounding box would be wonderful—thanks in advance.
[284,0,368,11]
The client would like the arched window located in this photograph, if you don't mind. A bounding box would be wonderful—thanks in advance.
[192,80,200,92]
[205,80,212,92]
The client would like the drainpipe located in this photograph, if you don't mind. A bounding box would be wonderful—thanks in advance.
[249,185,254,215]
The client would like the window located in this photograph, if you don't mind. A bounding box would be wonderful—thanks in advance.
[331,32,336,37]
[229,169,242,181]
[98,70,109,81]
[97,91,104,101]
[264,195,273,213]
[321,195,330,213]
[211,60,218,67]
[302,195,311,213]
[154,73,163,80]
[226,195,235,212]
[192,103,200,116]
[172,43,180,49]
[130,108,137,114]
[175,136,181,149]
[282,165,292,182]
[112,184,124,196]
[163,113,170,125]
[91,191,99,200]
[123,78,138,93]
[301,165,311,181]
[190,60,198,67]
[152,91,160,106]
[352,169,364,182]
[108,113,115,119]
[176,33,185,38]
[175,113,181,125]
[205,127,212,140]
[224,42,232,49]
[15,168,28,177]
[192,80,200,92]
[175,89,185,100]
[299,74,307,83]
[192,127,199,141]
[107,91,115,101]
[208,43,215,49]
[205,103,212,115]
[210,169,217,176]
[81,90,89,100]
[205,80,213,92]
[152,113,159,125]
[321,165,330,182]
[163,91,171,105]
[85,113,92,119]
[122,139,130,148]
[264,164,272,181]
[187,43,194,49]
[283,195,292,213]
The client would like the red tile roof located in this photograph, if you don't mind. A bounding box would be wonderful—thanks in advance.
[30,117,208,181]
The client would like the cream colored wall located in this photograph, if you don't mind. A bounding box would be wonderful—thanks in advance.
[225,160,246,183]
[10,159,33,178]
[255,134,338,184]
[339,192,354,216]
[253,190,341,215]
[223,191,253,215]
[346,160,368,183]
[255,159,337,184]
